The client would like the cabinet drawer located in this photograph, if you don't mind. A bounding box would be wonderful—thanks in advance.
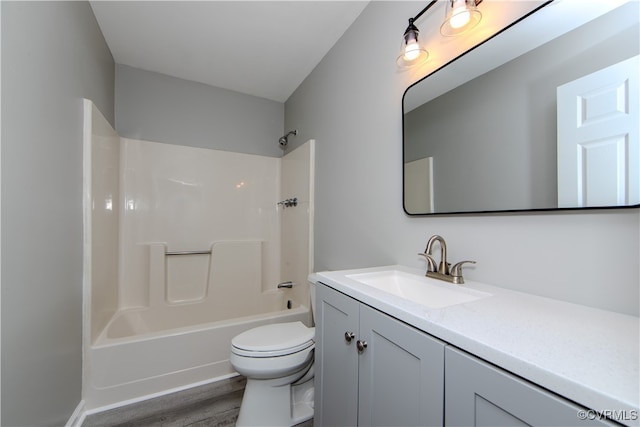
[445,347,616,426]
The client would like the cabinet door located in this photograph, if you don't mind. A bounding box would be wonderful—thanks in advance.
[316,283,360,427]
[445,347,613,426]
[358,305,445,427]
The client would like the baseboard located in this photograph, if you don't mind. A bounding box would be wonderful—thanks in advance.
[66,400,86,427]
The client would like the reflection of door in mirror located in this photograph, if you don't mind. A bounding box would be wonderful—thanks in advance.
[405,157,434,213]
[557,55,639,208]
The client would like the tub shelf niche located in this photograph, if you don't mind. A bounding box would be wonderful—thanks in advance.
[149,240,266,307]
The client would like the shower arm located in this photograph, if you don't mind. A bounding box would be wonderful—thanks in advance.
[278,130,298,148]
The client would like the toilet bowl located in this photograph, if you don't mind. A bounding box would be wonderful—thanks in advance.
[231,321,315,426]
[230,282,316,426]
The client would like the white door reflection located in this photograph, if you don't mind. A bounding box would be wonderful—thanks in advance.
[557,55,639,208]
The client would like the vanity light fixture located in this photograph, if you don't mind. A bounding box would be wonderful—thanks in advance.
[440,0,482,36]
[397,0,483,68]
[396,0,436,69]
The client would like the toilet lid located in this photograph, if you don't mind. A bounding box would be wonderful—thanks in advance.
[232,321,315,353]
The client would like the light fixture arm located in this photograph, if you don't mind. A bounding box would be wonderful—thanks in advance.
[401,0,437,43]
[411,0,438,24]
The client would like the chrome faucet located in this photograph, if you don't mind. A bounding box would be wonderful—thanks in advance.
[425,235,449,275]
[418,235,476,285]
[277,281,293,289]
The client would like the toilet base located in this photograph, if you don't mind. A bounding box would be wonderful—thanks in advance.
[236,376,314,427]
[292,378,314,425]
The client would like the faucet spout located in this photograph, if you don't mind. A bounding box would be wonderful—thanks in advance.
[419,235,475,285]
[277,281,293,289]
[425,235,449,275]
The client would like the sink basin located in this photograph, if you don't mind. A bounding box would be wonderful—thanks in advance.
[346,269,491,309]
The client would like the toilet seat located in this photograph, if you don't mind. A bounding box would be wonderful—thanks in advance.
[231,321,315,358]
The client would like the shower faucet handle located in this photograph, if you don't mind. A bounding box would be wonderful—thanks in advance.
[277,198,298,208]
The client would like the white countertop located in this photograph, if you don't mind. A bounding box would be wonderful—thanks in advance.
[311,265,640,426]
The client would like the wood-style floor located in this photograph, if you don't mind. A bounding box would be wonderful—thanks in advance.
[82,376,313,427]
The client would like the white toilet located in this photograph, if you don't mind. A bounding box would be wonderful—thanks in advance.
[230,284,316,426]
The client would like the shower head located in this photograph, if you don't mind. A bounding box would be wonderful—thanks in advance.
[279,130,298,149]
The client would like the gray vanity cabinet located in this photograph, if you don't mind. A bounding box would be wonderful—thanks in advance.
[444,346,613,426]
[316,281,360,426]
[316,282,445,426]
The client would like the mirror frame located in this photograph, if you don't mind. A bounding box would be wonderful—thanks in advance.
[401,1,640,216]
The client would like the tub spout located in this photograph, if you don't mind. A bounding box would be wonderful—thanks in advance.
[277,281,293,289]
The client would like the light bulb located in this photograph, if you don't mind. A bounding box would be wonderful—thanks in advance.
[449,6,471,29]
[404,40,421,61]
[440,0,481,37]
[397,18,428,67]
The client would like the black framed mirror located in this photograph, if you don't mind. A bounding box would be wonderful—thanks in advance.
[402,1,639,215]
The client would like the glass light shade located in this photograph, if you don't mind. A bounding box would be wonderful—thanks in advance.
[440,0,482,36]
[396,24,428,68]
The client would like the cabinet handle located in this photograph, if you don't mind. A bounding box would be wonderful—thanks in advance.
[356,340,368,353]
[344,331,355,342]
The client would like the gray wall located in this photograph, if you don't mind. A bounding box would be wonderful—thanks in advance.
[116,64,284,157]
[285,1,640,316]
[1,2,115,425]
[404,10,639,213]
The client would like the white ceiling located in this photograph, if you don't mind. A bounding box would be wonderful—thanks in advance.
[90,1,369,103]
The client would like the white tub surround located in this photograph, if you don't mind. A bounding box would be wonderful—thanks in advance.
[83,101,316,411]
[118,137,281,311]
[84,100,121,342]
[311,265,639,424]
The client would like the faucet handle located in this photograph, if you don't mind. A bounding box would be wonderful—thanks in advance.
[418,253,437,273]
[450,260,476,284]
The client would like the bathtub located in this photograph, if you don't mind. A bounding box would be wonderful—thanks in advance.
[84,295,310,411]
[83,103,316,412]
